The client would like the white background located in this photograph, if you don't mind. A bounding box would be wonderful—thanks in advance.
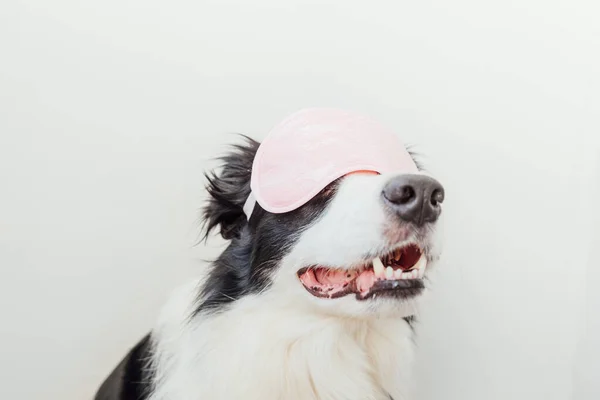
[1,1,599,399]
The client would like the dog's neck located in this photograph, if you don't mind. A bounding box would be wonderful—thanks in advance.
[149,281,416,400]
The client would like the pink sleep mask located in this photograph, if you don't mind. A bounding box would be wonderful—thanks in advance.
[243,108,419,218]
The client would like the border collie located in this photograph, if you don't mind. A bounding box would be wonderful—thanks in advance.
[95,135,445,400]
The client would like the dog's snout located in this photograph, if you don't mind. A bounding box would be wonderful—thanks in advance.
[382,174,445,226]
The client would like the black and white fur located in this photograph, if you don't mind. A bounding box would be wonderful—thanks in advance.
[95,136,444,400]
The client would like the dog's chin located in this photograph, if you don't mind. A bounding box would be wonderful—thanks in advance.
[301,285,426,320]
[297,242,429,306]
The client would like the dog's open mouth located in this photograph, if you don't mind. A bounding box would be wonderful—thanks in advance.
[297,244,426,301]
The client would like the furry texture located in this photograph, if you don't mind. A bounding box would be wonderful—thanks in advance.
[95,135,444,400]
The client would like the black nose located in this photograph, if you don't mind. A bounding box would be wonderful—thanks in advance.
[382,174,445,226]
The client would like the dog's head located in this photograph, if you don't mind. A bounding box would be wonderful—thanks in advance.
[199,135,444,319]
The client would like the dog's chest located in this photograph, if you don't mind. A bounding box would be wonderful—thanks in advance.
[152,317,414,400]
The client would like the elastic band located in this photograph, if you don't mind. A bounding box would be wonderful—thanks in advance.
[243,191,256,220]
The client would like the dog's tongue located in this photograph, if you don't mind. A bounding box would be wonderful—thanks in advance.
[314,268,353,285]
[298,268,353,292]
[305,268,376,294]
[298,267,381,298]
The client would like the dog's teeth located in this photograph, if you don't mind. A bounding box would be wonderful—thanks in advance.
[394,269,403,279]
[411,269,419,279]
[385,266,394,279]
[372,257,385,278]
[401,271,412,280]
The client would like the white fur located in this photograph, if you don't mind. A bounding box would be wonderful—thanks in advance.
[149,284,415,400]
[147,172,443,400]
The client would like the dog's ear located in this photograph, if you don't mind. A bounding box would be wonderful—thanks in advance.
[202,136,259,240]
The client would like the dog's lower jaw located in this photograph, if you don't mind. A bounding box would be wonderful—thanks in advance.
[147,280,416,400]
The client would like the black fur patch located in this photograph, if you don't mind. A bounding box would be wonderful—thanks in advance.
[94,334,154,400]
[195,137,337,315]
[202,136,258,241]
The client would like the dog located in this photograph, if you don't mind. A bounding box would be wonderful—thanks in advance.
[95,123,445,400]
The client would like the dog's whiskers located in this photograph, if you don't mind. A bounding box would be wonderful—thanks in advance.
[219,292,238,302]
